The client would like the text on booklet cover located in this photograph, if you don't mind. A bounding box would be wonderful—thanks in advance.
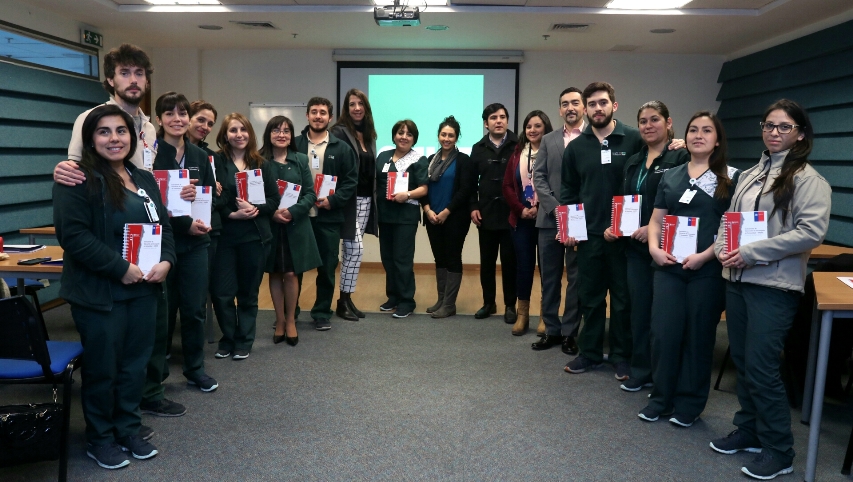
[556,204,588,243]
[661,215,699,263]
[724,211,768,253]
[235,169,266,204]
[276,180,301,209]
[611,195,642,237]
[191,185,212,227]
[386,172,409,200]
[123,223,162,276]
[153,169,192,217]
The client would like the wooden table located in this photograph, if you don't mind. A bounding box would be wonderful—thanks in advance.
[810,244,853,260]
[0,246,63,292]
[19,226,56,245]
[802,272,853,481]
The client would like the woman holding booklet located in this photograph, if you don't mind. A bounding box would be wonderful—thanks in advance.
[53,104,175,467]
[260,116,322,346]
[212,113,278,360]
[502,110,553,336]
[641,111,740,427]
[421,116,472,319]
[710,100,831,480]
[610,101,688,392]
[375,119,429,318]
[152,92,218,392]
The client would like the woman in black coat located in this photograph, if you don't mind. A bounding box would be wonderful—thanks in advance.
[421,116,471,318]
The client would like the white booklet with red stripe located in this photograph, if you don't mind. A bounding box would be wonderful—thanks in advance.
[191,185,212,227]
[276,180,301,209]
[661,215,699,263]
[556,204,588,243]
[313,174,337,200]
[235,169,266,204]
[386,171,409,200]
[153,169,192,217]
[611,195,642,237]
[123,223,162,275]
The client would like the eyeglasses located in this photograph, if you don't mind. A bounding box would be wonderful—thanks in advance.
[271,129,291,136]
[760,122,799,134]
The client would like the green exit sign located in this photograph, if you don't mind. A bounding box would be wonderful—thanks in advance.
[82,30,103,48]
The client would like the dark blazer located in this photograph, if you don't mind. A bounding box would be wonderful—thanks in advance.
[265,151,322,274]
[153,139,215,253]
[467,131,518,230]
[292,127,359,234]
[330,123,378,237]
[421,150,472,225]
[218,153,279,247]
[532,128,568,229]
[53,161,176,311]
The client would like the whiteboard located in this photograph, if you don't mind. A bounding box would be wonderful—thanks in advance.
[249,102,307,149]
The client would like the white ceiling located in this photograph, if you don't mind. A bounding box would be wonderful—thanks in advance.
[18,0,853,55]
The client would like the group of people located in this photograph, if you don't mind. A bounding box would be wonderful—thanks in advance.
[51,43,831,481]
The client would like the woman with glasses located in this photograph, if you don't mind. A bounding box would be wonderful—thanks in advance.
[53,104,174,468]
[260,116,321,346]
[329,88,377,320]
[211,113,278,360]
[710,99,831,480]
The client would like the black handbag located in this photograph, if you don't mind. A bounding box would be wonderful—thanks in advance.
[0,389,63,467]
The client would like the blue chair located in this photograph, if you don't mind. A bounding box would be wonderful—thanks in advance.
[0,296,83,482]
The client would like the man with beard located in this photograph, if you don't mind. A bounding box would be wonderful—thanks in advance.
[529,87,585,353]
[292,97,358,331]
[559,82,643,380]
[52,44,191,436]
[468,103,518,323]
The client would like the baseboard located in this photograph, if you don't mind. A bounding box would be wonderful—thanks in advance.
[360,262,501,273]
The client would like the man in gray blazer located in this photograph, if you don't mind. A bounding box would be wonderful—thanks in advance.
[530,87,586,353]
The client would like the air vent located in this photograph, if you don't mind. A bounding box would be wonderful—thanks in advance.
[550,23,591,32]
[229,21,278,30]
[609,44,640,51]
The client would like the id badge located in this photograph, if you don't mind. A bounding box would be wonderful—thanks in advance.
[382,163,390,173]
[143,148,153,170]
[601,149,611,165]
[679,189,697,204]
[312,154,320,170]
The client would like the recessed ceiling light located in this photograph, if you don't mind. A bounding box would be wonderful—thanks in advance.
[372,0,447,4]
[146,0,221,5]
[198,25,223,30]
[606,0,691,9]
[425,25,449,31]
[650,28,676,34]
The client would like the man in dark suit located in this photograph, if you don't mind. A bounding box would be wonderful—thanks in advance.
[531,87,586,352]
[468,103,518,322]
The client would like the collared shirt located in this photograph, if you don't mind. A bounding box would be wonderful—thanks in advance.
[563,119,585,148]
[67,97,157,171]
[489,132,508,150]
[307,131,330,217]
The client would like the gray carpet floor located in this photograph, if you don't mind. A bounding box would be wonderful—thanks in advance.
[2,305,852,481]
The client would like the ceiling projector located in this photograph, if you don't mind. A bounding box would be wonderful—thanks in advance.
[374,5,420,26]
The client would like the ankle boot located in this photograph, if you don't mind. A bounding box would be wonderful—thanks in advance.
[426,268,447,313]
[432,272,461,318]
[512,300,530,336]
[343,291,365,318]
[335,292,358,321]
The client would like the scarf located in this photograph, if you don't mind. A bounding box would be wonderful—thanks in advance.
[519,143,538,205]
[428,147,458,182]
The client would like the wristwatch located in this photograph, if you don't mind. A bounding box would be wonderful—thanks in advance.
[406,191,411,200]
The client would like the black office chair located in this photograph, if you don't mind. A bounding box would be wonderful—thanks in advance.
[0,296,83,482]
[4,277,46,314]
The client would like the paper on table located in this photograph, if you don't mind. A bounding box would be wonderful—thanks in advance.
[838,277,853,290]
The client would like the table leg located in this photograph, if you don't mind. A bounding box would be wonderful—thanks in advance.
[802,300,821,423]
[805,310,833,482]
[16,277,25,294]
[28,234,35,245]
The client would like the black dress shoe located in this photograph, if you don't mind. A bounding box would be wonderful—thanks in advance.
[504,305,517,324]
[336,300,359,321]
[346,297,365,318]
[285,336,298,346]
[273,334,286,344]
[532,335,565,351]
[474,303,497,319]
[562,336,578,355]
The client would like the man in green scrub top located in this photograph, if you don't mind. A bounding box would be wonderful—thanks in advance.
[560,82,643,380]
[292,97,358,331]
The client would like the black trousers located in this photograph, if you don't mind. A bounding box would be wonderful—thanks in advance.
[478,226,516,307]
[379,223,418,313]
[212,239,266,353]
[165,246,209,381]
[627,250,654,383]
[425,211,470,273]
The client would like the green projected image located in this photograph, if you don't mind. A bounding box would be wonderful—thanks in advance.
[368,74,484,157]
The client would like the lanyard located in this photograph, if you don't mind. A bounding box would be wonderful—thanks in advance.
[526,144,535,179]
[125,167,159,222]
[636,152,650,192]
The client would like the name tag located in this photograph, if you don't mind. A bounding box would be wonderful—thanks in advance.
[312,154,320,170]
[679,189,697,204]
[382,163,390,173]
[601,149,611,165]
[143,148,153,170]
